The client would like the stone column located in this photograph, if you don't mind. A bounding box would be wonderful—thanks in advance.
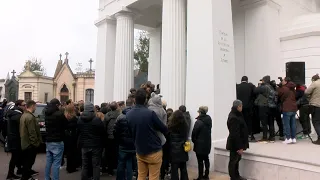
[242,0,281,84]
[113,12,134,101]
[94,17,116,104]
[161,0,186,110]
[187,0,236,169]
[148,27,161,86]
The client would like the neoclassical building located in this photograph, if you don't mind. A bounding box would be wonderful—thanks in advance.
[18,54,95,103]
[94,0,320,170]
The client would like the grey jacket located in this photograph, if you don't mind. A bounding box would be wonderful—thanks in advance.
[148,93,167,145]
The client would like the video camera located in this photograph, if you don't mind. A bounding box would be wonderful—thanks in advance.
[277,77,283,87]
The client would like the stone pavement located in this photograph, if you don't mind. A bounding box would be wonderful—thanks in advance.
[0,149,230,180]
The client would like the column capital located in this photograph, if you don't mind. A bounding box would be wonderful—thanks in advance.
[94,15,116,27]
[114,7,142,20]
[240,0,281,10]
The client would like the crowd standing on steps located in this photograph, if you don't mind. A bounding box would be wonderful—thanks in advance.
[3,72,318,180]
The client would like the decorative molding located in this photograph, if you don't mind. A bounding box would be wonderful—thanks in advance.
[281,29,320,41]
[114,7,142,21]
[241,0,281,10]
[98,0,117,12]
[94,15,116,27]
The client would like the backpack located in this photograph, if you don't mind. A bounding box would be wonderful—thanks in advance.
[266,85,277,108]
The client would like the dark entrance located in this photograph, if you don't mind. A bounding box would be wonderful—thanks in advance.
[85,89,94,103]
[60,84,69,103]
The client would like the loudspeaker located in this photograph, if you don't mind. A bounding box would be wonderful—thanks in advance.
[286,62,305,85]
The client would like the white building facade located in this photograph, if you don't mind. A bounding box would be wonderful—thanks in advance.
[94,0,320,168]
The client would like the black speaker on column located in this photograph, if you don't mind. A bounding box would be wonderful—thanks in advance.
[285,62,305,85]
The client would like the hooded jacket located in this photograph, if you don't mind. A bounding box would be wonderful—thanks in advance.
[278,82,298,112]
[192,114,212,155]
[113,107,135,151]
[78,110,106,148]
[6,106,23,151]
[148,93,167,145]
[254,76,273,107]
[104,110,120,139]
[45,104,68,142]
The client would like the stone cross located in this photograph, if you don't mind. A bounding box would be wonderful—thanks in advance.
[59,54,62,60]
[89,58,93,71]
[25,61,31,71]
[11,70,16,77]
[65,52,69,59]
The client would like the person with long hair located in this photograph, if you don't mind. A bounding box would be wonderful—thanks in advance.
[64,104,79,173]
[168,110,189,180]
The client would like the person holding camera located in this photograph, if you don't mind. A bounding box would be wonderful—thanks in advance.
[254,75,277,142]
[296,84,311,139]
[278,77,298,144]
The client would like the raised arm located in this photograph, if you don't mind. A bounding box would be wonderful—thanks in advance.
[305,82,316,96]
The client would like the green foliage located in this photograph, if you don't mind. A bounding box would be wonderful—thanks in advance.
[134,31,150,72]
[24,57,46,75]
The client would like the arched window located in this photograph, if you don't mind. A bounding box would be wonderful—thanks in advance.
[85,89,94,103]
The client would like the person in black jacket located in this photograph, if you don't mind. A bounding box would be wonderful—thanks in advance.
[64,104,79,173]
[226,100,249,180]
[104,102,120,175]
[192,106,212,180]
[296,84,311,138]
[44,98,68,180]
[78,102,107,180]
[113,99,136,180]
[168,110,189,180]
[6,100,25,180]
[236,76,256,141]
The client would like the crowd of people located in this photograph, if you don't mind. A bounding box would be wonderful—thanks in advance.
[236,75,320,145]
[2,73,318,180]
[0,81,214,180]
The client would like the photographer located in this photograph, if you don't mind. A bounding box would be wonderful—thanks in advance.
[254,76,276,142]
[270,80,285,140]
[296,84,311,139]
[278,77,298,144]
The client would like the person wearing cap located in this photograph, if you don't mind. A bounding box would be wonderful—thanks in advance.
[226,100,249,180]
[305,74,320,145]
[192,106,212,180]
[236,76,256,141]
[44,98,68,180]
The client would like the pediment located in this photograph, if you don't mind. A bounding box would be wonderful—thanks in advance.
[19,70,37,78]
[54,63,75,83]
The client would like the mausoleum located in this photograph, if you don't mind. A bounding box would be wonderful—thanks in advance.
[94,0,320,179]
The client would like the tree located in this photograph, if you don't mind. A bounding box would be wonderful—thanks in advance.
[134,31,150,72]
[23,57,46,75]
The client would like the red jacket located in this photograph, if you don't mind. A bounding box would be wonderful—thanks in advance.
[277,82,298,112]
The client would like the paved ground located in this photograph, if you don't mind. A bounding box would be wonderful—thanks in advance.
[0,148,230,180]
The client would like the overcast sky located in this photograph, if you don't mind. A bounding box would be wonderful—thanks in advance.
[0,0,99,78]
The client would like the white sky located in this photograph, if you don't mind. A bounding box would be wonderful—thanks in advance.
[0,0,99,78]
